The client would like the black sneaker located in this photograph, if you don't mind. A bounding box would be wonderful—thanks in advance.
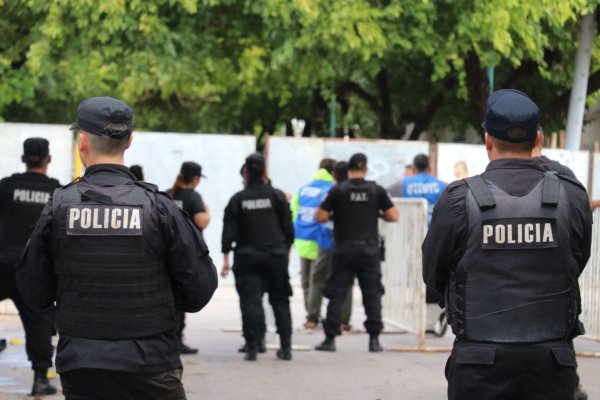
[0,338,6,353]
[315,337,336,352]
[369,336,383,352]
[276,348,292,360]
[179,343,198,355]
[244,344,258,361]
[31,377,57,396]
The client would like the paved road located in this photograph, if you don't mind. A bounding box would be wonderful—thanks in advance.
[1,285,599,399]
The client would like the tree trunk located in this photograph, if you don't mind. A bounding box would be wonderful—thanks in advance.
[464,51,489,140]
[376,68,396,139]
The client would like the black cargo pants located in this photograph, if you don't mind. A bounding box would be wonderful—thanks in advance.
[322,241,384,337]
[446,340,577,400]
[0,266,54,371]
[233,249,292,346]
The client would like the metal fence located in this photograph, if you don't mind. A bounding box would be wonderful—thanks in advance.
[380,198,428,348]
[581,208,600,341]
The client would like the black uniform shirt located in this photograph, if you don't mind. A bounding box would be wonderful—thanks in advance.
[422,158,592,305]
[167,188,206,232]
[222,181,293,253]
[535,155,578,180]
[17,164,218,374]
[0,172,61,264]
[320,178,394,242]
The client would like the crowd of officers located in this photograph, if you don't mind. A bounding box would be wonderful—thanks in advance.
[0,90,594,400]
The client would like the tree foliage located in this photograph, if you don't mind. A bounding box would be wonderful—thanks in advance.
[1,0,600,141]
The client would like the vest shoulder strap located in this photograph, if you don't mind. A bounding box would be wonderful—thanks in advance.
[127,185,147,205]
[464,175,496,209]
[542,171,559,207]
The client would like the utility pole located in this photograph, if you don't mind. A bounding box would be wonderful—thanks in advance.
[566,13,596,151]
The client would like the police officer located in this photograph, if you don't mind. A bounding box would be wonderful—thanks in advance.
[168,161,211,355]
[17,97,218,400]
[0,138,60,396]
[291,158,336,329]
[315,153,398,352]
[221,153,294,361]
[423,89,592,400]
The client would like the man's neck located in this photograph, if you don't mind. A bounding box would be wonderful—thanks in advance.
[26,167,47,175]
[84,155,125,167]
[348,171,366,179]
[488,150,532,161]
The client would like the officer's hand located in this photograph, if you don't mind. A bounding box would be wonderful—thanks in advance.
[221,256,230,278]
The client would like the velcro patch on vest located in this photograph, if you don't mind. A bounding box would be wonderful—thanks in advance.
[481,218,557,249]
[66,205,143,236]
[350,191,369,202]
[13,189,50,204]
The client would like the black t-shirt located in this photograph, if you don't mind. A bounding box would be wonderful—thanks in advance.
[167,188,206,231]
[222,182,294,253]
[0,172,61,263]
[320,178,394,242]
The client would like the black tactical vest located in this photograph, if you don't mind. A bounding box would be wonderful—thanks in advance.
[449,172,578,343]
[51,180,177,339]
[335,180,379,242]
[0,173,58,263]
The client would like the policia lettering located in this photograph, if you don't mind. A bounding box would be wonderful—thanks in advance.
[13,189,50,204]
[67,205,142,235]
[481,218,556,249]
[242,198,272,210]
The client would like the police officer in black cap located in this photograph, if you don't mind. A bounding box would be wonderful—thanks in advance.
[423,89,592,400]
[17,96,218,400]
[0,137,60,396]
[221,152,294,361]
[315,153,398,352]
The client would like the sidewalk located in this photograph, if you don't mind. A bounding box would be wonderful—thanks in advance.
[1,285,599,399]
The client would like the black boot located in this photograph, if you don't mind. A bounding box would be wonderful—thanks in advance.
[575,385,588,400]
[244,342,258,361]
[239,337,266,353]
[179,342,198,355]
[369,335,383,352]
[0,338,6,353]
[315,336,336,352]
[277,335,292,360]
[31,370,57,396]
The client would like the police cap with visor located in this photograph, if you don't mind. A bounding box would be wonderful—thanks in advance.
[71,96,133,139]
[482,89,539,143]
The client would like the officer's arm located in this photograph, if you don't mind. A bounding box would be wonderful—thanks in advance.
[378,185,398,222]
[162,197,218,313]
[316,187,336,222]
[276,191,295,246]
[0,178,8,218]
[191,192,210,230]
[16,202,57,309]
[422,185,466,306]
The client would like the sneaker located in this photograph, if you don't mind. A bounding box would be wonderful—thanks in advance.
[434,311,448,337]
[0,338,6,353]
[179,343,199,355]
[315,337,336,352]
[575,386,588,400]
[31,377,57,396]
[276,348,292,360]
[369,336,383,352]
[304,321,318,330]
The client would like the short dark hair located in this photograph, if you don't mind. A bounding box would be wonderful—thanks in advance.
[413,154,429,172]
[333,161,348,182]
[491,127,536,153]
[82,126,129,156]
[319,158,336,174]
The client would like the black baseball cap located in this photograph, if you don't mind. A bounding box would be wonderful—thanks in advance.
[180,161,206,180]
[244,152,265,173]
[23,138,49,159]
[348,153,367,170]
[71,96,133,139]
[481,89,539,143]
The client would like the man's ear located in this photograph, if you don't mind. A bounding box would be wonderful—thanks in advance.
[125,134,133,150]
[484,132,493,151]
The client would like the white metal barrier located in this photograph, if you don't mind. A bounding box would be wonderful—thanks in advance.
[581,208,600,341]
[380,198,428,348]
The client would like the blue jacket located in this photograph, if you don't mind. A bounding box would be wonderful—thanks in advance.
[402,172,446,224]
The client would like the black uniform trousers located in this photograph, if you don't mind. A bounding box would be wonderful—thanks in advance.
[446,340,577,400]
[233,251,292,346]
[60,368,186,400]
[323,241,383,338]
[0,266,53,371]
